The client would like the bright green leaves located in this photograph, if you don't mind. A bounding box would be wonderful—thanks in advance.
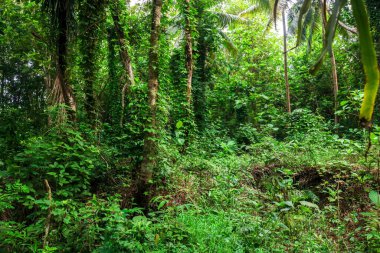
[351,0,380,126]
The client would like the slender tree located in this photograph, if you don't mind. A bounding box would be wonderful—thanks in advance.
[319,0,339,124]
[282,8,291,113]
[110,1,135,126]
[184,0,193,106]
[273,0,378,125]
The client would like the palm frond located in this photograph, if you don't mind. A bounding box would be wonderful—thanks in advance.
[218,29,238,56]
[273,0,281,28]
[246,0,271,13]
[351,0,380,125]
[238,5,259,18]
[307,5,321,52]
[309,0,347,75]
[295,0,312,48]
[211,12,250,28]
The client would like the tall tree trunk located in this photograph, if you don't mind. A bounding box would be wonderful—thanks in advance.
[320,0,339,124]
[111,4,135,126]
[183,0,193,149]
[0,70,4,110]
[103,28,119,123]
[79,0,105,122]
[194,38,207,129]
[83,50,96,121]
[51,0,76,121]
[282,9,291,113]
[330,49,339,124]
[80,34,97,122]
[184,0,193,106]
[193,7,208,130]
[138,0,162,208]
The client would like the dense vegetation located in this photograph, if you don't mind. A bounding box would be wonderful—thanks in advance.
[0,0,379,252]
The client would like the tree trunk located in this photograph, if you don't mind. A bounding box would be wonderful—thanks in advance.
[51,1,77,121]
[80,36,97,122]
[193,7,208,130]
[111,4,135,126]
[182,0,193,149]
[320,0,339,124]
[79,0,105,122]
[184,0,193,106]
[282,9,291,114]
[0,70,4,110]
[138,0,162,208]
[330,49,339,124]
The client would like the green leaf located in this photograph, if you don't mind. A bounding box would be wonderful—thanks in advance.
[177,138,185,145]
[176,121,183,129]
[157,200,167,210]
[299,201,319,209]
[369,190,380,207]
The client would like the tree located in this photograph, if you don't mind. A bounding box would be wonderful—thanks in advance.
[287,0,342,122]
[275,0,379,125]
[184,0,193,106]
[192,0,244,129]
[282,7,292,113]
[78,0,106,121]
[110,1,136,126]
[43,0,77,121]
[321,0,340,124]
[139,0,163,207]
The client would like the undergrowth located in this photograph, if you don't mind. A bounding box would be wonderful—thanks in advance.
[1,111,379,252]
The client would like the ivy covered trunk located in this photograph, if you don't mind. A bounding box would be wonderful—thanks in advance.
[79,0,105,122]
[193,14,208,130]
[138,0,162,207]
[184,0,193,106]
[111,2,135,126]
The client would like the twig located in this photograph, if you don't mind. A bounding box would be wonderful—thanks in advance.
[42,179,52,249]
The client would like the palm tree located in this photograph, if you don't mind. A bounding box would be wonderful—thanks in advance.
[275,0,378,126]
[163,0,248,130]
[286,0,343,123]
[191,0,247,129]
[282,7,292,113]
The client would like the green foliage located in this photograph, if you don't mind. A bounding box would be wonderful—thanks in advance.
[1,0,380,252]
[7,125,104,200]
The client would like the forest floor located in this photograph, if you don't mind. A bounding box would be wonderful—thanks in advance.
[1,124,380,252]
[98,131,380,252]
